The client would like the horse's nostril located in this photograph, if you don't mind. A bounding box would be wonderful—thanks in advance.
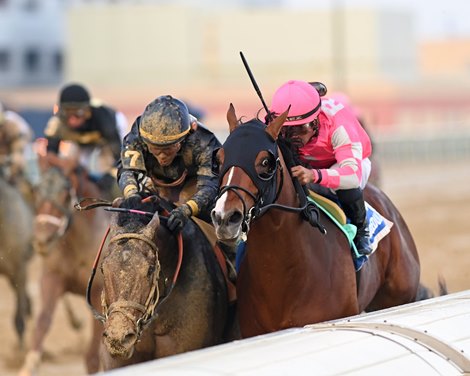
[123,332,136,345]
[211,211,222,226]
[229,211,243,225]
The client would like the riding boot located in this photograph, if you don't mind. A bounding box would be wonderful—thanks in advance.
[336,188,372,256]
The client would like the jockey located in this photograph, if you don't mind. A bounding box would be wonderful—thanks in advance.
[44,83,128,199]
[269,80,373,256]
[0,102,38,201]
[117,95,222,232]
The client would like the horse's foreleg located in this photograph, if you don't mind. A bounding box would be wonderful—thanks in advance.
[19,273,64,376]
[8,266,30,349]
[85,316,102,373]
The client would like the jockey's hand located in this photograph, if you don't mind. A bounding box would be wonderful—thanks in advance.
[121,193,142,209]
[291,166,322,185]
[167,204,191,232]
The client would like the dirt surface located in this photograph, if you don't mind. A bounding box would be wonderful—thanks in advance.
[0,159,469,376]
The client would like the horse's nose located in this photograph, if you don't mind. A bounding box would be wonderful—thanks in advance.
[103,327,138,349]
[211,208,243,228]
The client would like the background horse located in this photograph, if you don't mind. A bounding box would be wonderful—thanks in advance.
[98,195,232,370]
[0,173,33,349]
[211,105,421,338]
[19,156,107,376]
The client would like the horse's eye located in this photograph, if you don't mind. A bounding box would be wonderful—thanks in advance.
[261,158,274,173]
[258,157,276,180]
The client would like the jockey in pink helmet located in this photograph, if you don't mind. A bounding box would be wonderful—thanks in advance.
[270,80,373,256]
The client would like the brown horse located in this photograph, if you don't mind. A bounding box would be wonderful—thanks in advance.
[19,157,107,376]
[0,173,33,349]
[97,195,233,370]
[211,105,421,338]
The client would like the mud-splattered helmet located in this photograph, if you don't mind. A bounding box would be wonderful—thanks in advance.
[139,95,191,146]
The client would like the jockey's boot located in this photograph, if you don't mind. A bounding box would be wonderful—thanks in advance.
[337,188,372,256]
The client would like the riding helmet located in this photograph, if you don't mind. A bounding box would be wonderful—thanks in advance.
[270,80,322,126]
[139,95,191,146]
[59,83,91,109]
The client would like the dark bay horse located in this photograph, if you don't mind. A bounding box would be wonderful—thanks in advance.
[211,105,421,338]
[97,195,232,370]
[0,173,33,348]
[19,156,107,376]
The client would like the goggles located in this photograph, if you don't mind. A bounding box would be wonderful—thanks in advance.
[58,106,90,120]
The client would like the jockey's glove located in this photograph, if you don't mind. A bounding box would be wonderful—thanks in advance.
[167,204,192,232]
[121,193,142,209]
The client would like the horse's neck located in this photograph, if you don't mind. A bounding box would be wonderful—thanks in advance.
[73,173,100,198]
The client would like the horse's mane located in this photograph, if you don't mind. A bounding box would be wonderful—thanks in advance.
[277,137,302,172]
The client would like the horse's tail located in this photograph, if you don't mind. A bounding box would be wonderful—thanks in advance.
[415,275,448,301]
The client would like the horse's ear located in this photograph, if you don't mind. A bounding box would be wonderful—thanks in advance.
[141,212,160,239]
[266,107,290,140]
[227,103,239,134]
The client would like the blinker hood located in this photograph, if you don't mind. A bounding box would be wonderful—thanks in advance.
[220,120,278,192]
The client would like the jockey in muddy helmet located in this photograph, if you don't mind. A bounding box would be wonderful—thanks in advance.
[270,80,373,256]
[117,95,221,232]
[44,83,127,199]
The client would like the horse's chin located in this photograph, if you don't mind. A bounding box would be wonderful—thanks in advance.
[215,225,242,245]
[104,340,135,360]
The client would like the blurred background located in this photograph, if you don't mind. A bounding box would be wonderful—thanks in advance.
[1,0,470,157]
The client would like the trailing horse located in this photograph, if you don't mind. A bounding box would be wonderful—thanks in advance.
[95,195,234,370]
[0,173,33,349]
[19,156,107,376]
[211,105,421,338]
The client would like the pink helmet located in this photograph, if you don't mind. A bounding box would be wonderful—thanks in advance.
[270,80,322,126]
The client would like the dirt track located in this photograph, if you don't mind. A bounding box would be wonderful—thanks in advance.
[0,159,469,376]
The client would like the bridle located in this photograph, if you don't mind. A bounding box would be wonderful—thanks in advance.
[34,169,78,245]
[103,232,162,338]
[82,198,184,338]
[217,121,314,238]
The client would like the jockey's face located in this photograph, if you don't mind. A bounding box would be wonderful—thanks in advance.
[281,117,319,148]
[60,106,91,128]
[146,142,181,166]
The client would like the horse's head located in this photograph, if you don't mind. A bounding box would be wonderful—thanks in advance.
[33,157,77,255]
[211,104,288,243]
[101,199,164,359]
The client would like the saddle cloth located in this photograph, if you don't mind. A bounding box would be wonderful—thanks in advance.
[308,191,394,271]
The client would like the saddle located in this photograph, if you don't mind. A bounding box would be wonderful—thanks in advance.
[307,189,394,271]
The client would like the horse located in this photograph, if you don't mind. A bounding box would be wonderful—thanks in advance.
[0,173,33,349]
[19,156,107,376]
[96,194,233,370]
[210,105,421,338]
